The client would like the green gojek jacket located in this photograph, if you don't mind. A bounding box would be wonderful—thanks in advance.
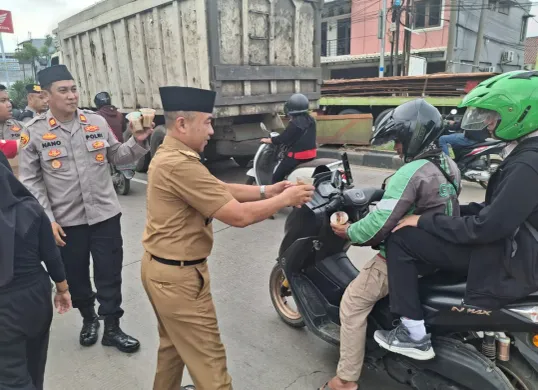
[348,153,461,256]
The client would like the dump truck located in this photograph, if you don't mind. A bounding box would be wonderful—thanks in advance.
[53,0,323,171]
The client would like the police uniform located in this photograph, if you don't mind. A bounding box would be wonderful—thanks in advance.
[141,86,234,390]
[17,84,43,123]
[19,65,147,352]
[0,119,23,140]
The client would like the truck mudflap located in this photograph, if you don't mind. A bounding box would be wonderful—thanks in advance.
[385,337,513,390]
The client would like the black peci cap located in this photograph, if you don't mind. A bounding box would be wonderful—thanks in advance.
[159,86,216,113]
[37,65,74,87]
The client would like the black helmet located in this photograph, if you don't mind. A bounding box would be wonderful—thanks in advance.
[372,99,443,161]
[284,93,309,116]
[94,91,111,109]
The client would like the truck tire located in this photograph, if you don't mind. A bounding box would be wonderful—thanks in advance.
[135,152,151,173]
[150,125,166,157]
[338,108,362,115]
[233,156,253,168]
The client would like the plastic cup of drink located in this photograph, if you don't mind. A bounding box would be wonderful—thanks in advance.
[140,108,156,128]
[296,176,315,186]
[126,111,144,132]
[330,211,349,225]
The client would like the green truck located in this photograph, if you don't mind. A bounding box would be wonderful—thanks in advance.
[314,72,497,146]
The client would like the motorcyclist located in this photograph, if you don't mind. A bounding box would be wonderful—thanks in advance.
[438,119,489,156]
[94,92,126,142]
[260,93,317,183]
[320,99,461,390]
[374,70,538,362]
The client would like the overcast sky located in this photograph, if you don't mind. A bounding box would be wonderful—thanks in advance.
[2,0,538,53]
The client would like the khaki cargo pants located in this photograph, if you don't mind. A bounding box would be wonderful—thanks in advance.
[337,254,389,382]
[141,252,233,390]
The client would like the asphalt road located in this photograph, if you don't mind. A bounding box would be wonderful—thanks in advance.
[44,160,486,390]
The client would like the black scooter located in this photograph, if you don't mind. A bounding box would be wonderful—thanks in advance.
[270,153,538,389]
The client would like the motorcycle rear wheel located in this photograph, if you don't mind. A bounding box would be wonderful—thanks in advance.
[496,350,538,390]
[269,263,305,328]
[115,174,130,195]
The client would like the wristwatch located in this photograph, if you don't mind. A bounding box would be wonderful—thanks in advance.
[260,185,267,199]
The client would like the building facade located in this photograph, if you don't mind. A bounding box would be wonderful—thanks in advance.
[322,0,531,79]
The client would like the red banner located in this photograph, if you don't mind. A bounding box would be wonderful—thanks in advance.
[0,10,14,34]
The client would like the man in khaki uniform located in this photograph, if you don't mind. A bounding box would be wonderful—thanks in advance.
[142,86,315,390]
[20,65,150,353]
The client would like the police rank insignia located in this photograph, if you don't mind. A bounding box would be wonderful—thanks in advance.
[49,118,57,128]
[20,133,30,148]
[51,160,62,169]
[95,153,105,162]
[85,125,99,132]
[92,141,105,149]
[11,125,21,132]
[48,149,61,158]
[79,114,88,123]
[42,133,57,140]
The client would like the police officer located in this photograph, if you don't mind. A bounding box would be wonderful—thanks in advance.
[17,84,48,123]
[19,65,151,353]
[141,86,314,390]
[0,84,24,141]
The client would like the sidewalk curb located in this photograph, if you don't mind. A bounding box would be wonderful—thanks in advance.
[318,148,403,170]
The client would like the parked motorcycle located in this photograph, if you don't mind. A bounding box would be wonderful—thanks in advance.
[246,124,342,185]
[441,109,505,189]
[269,153,538,389]
[110,163,135,195]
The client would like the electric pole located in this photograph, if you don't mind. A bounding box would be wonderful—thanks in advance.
[446,0,459,72]
[378,0,387,77]
[472,0,487,72]
[402,0,413,76]
[392,0,402,76]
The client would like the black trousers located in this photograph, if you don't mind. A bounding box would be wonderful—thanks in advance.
[385,227,473,320]
[0,273,52,390]
[272,157,313,184]
[60,213,124,318]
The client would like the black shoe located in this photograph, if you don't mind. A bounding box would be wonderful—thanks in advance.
[101,318,140,353]
[79,307,100,347]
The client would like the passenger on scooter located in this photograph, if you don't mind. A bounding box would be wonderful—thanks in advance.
[438,119,490,156]
[260,93,317,183]
[374,71,538,362]
[321,99,461,390]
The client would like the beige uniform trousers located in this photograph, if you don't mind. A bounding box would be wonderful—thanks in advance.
[141,252,233,390]
[337,254,389,382]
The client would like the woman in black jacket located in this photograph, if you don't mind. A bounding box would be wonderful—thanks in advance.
[371,71,538,361]
[260,93,317,183]
[0,152,72,390]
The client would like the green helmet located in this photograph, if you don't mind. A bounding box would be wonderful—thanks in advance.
[459,70,538,141]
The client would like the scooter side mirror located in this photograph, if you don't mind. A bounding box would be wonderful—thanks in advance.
[331,170,343,190]
[260,123,269,133]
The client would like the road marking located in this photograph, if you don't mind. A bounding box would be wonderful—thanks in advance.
[131,178,148,185]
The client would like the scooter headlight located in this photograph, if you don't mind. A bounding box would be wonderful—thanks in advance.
[509,306,538,323]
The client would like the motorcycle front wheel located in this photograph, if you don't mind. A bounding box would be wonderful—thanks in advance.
[269,263,305,328]
[114,174,131,195]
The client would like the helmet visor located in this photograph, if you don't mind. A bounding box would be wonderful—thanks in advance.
[461,107,500,132]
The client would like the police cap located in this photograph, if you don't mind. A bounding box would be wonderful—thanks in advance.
[26,84,42,94]
[37,65,74,87]
[159,86,216,113]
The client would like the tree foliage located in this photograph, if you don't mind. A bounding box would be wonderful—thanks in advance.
[8,77,35,110]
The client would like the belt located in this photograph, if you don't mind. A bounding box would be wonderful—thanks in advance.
[287,149,317,159]
[151,255,206,267]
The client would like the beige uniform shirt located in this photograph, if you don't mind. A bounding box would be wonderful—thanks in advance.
[142,136,234,261]
[0,119,24,140]
[19,109,149,227]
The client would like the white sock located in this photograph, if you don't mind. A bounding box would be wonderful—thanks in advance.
[401,318,426,341]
